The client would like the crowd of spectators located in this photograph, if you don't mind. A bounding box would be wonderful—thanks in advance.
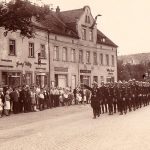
[0,85,91,117]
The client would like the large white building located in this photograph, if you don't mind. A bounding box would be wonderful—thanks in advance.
[0,6,118,89]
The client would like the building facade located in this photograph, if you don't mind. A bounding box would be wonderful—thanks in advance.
[0,6,118,88]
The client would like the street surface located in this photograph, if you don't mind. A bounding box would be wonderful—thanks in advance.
[0,104,150,150]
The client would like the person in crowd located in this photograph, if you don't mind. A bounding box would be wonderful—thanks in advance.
[4,91,11,116]
[18,86,23,113]
[68,88,74,106]
[38,88,44,111]
[50,87,55,108]
[11,87,20,114]
[85,89,91,104]
[63,88,69,106]
[73,88,77,105]
[82,88,87,105]
[30,87,37,112]
[26,85,32,112]
[20,85,28,113]
[55,87,60,107]
[76,87,82,104]
[59,87,64,106]
[0,88,4,117]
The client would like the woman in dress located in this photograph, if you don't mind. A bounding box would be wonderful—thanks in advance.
[4,91,11,116]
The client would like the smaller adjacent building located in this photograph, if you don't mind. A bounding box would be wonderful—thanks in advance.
[0,6,118,88]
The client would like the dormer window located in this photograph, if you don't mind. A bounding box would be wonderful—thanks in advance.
[87,16,90,23]
[101,38,105,42]
[85,15,90,24]
[82,28,86,40]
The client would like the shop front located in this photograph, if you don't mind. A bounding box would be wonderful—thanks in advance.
[35,72,48,88]
[80,70,91,86]
[106,68,115,83]
[55,74,68,88]
[2,71,22,87]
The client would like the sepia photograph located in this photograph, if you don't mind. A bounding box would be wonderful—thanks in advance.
[0,0,150,149]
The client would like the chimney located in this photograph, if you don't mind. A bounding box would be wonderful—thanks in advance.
[56,6,60,13]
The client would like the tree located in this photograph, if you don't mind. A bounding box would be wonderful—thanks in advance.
[0,0,50,38]
[117,59,146,81]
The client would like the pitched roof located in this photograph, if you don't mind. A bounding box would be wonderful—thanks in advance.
[59,8,84,23]
[37,12,79,38]
[34,6,117,47]
[97,30,118,47]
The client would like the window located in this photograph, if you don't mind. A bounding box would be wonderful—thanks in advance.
[85,15,88,23]
[100,53,103,65]
[89,30,93,41]
[106,54,109,66]
[71,49,76,62]
[62,47,67,61]
[88,16,90,23]
[93,76,98,83]
[79,50,83,63]
[54,46,59,61]
[85,15,90,23]
[93,52,97,65]
[29,43,34,57]
[86,51,90,63]
[40,44,46,58]
[82,28,86,40]
[9,39,16,55]
[112,55,115,66]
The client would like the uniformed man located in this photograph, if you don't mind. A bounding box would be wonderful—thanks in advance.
[113,82,118,113]
[130,79,138,111]
[84,82,100,119]
[108,82,114,115]
[99,81,108,114]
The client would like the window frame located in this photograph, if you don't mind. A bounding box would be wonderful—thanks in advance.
[93,52,97,65]
[106,54,109,66]
[62,47,68,62]
[28,42,34,58]
[53,46,59,61]
[79,50,83,63]
[100,53,103,65]
[9,39,16,56]
[71,48,76,62]
[112,55,115,66]
[86,51,90,64]
[82,28,86,40]
[40,44,46,59]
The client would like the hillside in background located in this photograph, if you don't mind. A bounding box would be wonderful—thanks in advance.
[118,53,150,65]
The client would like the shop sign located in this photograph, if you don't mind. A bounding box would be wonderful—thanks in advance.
[80,70,91,73]
[16,61,32,68]
[54,67,68,72]
[107,69,114,72]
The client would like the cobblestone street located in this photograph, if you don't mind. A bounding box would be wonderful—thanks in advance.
[0,105,150,150]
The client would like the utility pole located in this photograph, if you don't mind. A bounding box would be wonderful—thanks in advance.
[48,31,51,92]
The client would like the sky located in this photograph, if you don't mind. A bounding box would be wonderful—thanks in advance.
[3,0,150,56]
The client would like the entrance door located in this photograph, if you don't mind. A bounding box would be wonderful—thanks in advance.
[80,75,90,86]
[58,75,67,88]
